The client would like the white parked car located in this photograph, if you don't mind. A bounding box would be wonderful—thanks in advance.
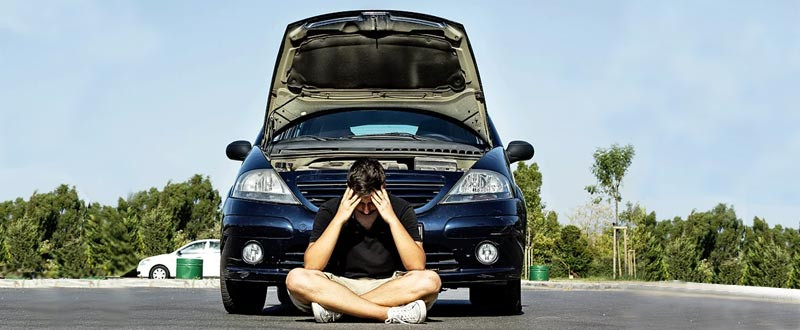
[137,239,221,279]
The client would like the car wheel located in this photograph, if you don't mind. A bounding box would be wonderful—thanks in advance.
[149,265,170,279]
[220,275,267,314]
[469,279,522,315]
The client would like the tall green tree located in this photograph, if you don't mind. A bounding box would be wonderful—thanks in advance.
[513,161,545,247]
[528,212,561,268]
[138,207,176,257]
[49,185,89,278]
[740,223,791,288]
[708,205,744,284]
[664,235,701,282]
[621,204,666,281]
[787,250,800,289]
[556,225,590,277]
[680,204,744,284]
[585,143,635,225]
[585,227,614,277]
[4,216,42,276]
[85,203,139,276]
[0,199,24,269]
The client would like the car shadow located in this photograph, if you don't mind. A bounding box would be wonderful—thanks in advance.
[260,299,524,322]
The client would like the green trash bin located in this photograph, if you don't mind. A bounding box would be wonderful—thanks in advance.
[176,258,203,279]
[529,265,549,281]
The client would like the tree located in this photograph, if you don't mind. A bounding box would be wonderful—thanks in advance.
[664,235,700,282]
[707,205,744,285]
[741,223,791,288]
[0,174,223,278]
[636,228,667,281]
[138,207,176,257]
[621,204,667,281]
[0,199,25,270]
[513,161,545,247]
[567,201,614,238]
[585,144,635,225]
[48,185,89,278]
[3,216,42,276]
[787,251,800,289]
[85,203,139,277]
[585,227,614,277]
[557,225,590,277]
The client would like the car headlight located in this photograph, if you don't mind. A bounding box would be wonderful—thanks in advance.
[242,241,264,265]
[440,169,512,204]
[138,258,150,266]
[232,169,300,204]
[476,241,499,265]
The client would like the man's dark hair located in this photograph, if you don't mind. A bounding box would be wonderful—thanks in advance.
[347,159,386,197]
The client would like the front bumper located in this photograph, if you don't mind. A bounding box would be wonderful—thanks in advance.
[223,265,519,288]
[136,264,147,278]
[221,197,526,288]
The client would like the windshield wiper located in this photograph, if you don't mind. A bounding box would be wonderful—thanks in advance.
[278,135,330,142]
[344,133,429,140]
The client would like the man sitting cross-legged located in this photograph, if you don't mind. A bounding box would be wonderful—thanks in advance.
[285,158,441,324]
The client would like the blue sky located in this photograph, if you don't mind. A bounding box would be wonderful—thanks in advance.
[2,1,799,228]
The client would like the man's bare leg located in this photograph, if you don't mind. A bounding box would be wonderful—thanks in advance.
[286,268,389,320]
[360,270,441,307]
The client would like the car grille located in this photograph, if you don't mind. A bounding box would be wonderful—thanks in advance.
[295,172,446,208]
[280,245,306,268]
[278,244,459,272]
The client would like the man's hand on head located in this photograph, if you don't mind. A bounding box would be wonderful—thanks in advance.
[333,187,361,225]
[372,187,398,224]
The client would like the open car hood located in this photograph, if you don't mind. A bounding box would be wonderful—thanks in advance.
[264,10,492,145]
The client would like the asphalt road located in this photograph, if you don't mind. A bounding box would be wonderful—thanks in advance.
[1,287,798,329]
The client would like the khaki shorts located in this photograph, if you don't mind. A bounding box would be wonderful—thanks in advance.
[288,271,436,313]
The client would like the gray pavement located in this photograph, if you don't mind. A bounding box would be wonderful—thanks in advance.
[0,286,798,329]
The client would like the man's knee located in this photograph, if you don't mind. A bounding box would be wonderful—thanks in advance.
[407,270,441,295]
[286,268,323,296]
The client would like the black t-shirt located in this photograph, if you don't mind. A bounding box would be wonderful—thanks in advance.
[309,194,421,279]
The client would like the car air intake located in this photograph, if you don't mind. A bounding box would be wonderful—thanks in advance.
[424,244,458,271]
[295,172,446,209]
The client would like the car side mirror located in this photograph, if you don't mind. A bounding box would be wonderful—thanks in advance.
[176,251,183,256]
[226,140,252,161]
[506,140,534,163]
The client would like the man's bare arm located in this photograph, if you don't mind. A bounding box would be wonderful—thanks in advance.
[304,188,360,270]
[388,220,426,270]
[372,188,426,270]
[303,224,343,270]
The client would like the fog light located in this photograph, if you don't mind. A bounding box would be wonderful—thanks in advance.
[242,242,263,265]
[476,242,498,265]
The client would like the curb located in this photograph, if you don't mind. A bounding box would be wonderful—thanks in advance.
[3,278,799,303]
[522,280,800,303]
[0,278,220,289]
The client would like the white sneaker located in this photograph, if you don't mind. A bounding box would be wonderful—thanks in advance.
[311,302,342,323]
[385,300,426,324]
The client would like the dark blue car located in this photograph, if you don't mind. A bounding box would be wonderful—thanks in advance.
[221,10,534,315]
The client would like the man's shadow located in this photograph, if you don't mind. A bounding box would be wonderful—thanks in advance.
[260,300,524,323]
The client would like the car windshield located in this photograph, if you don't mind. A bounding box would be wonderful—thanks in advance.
[273,109,486,147]
[180,242,206,254]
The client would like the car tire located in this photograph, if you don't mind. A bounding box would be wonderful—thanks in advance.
[149,265,170,279]
[220,276,267,314]
[469,279,522,315]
